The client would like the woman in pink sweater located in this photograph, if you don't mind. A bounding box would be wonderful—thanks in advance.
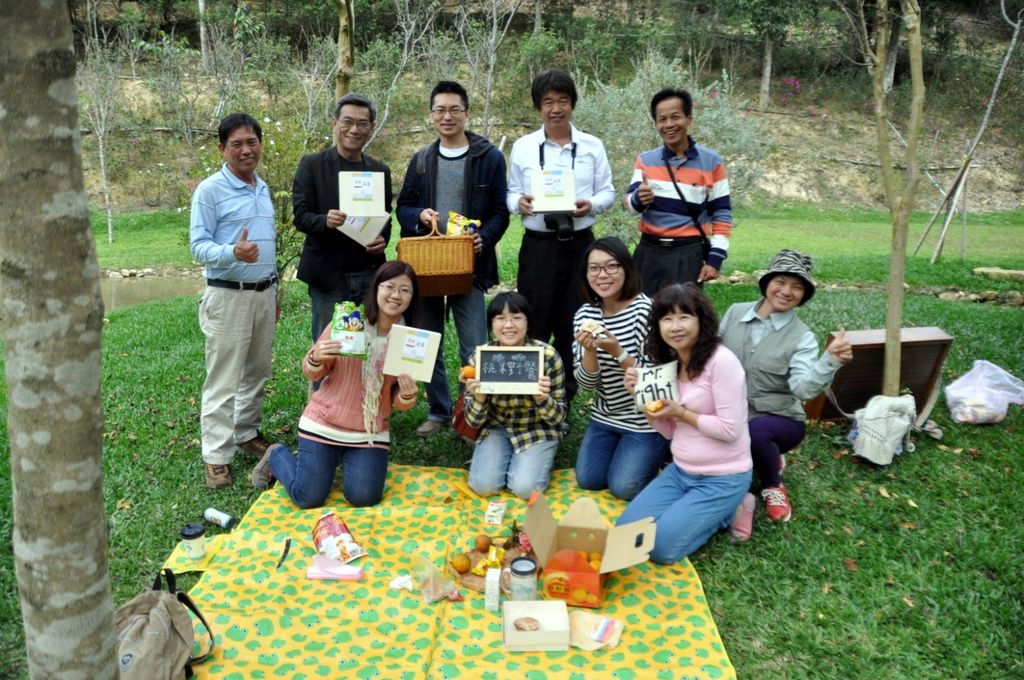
[251,261,420,508]
[617,283,752,562]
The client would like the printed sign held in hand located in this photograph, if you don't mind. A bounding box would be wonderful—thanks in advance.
[476,346,545,395]
[633,361,679,413]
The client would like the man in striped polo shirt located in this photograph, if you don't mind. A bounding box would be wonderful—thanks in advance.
[624,88,732,296]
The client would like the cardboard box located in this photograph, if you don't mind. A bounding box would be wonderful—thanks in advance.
[525,491,655,608]
[502,600,570,652]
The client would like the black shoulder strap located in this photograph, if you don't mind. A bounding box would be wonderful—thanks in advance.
[662,157,711,248]
[415,147,428,175]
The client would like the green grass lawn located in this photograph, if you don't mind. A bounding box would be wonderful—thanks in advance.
[2,204,1023,677]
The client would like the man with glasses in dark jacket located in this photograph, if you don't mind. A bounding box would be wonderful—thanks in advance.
[292,94,393,344]
[396,81,509,437]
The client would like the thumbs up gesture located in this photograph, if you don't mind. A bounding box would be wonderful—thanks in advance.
[233,226,260,263]
[636,171,654,206]
[828,327,854,364]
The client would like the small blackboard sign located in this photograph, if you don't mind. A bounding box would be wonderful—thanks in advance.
[476,346,545,395]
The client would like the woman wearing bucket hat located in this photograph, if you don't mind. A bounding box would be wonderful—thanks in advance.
[719,249,853,532]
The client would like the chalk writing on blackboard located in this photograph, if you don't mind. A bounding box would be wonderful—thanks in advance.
[476,346,544,395]
[634,361,679,412]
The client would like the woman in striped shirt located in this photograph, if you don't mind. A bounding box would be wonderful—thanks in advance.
[573,237,668,500]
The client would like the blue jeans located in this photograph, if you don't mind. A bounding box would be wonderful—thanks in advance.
[617,463,752,563]
[309,274,375,341]
[419,287,487,422]
[468,427,558,500]
[269,437,388,508]
[575,420,668,501]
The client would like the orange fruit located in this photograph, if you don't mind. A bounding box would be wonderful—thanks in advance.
[576,550,589,563]
[474,535,491,553]
[588,552,602,563]
[589,559,602,573]
[451,553,471,574]
[461,365,476,380]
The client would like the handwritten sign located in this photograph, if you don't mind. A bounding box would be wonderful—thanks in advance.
[633,361,679,412]
[476,346,545,395]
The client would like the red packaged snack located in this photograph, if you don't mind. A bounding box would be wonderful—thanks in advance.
[312,511,367,564]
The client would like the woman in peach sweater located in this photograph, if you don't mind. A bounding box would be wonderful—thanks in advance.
[251,261,420,507]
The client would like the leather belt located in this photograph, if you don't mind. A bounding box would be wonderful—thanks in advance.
[524,227,593,242]
[640,234,701,249]
[206,276,277,291]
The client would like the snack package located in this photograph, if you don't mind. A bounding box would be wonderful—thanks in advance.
[312,511,367,564]
[485,500,507,525]
[412,556,463,603]
[330,301,367,357]
[568,610,624,651]
[447,211,481,236]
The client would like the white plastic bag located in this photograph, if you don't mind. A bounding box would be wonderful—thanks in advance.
[944,360,1024,424]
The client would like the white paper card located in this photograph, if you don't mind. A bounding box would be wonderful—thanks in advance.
[633,361,680,412]
[531,168,576,214]
[337,171,389,245]
[382,324,441,382]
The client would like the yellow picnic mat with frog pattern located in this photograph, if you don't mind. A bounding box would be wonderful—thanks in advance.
[163,465,736,680]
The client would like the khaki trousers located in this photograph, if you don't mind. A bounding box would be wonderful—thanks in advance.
[198,285,276,464]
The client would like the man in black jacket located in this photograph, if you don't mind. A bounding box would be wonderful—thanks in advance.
[292,94,392,342]
[396,81,509,437]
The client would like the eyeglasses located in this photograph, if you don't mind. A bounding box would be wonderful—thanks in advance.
[430,106,466,117]
[336,117,372,131]
[587,262,622,276]
[380,282,413,297]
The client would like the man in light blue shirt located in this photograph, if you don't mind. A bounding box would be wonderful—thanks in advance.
[189,113,277,489]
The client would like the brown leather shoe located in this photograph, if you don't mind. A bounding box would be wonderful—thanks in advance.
[237,431,271,458]
[205,463,232,489]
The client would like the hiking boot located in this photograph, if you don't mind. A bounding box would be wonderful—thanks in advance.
[730,492,756,541]
[416,419,446,438]
[251,443,287,490]
[761,484,792,522]
[237,431,271,458]
[205,463,232,489]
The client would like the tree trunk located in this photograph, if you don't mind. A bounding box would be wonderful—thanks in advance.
[0,3,115,679]
[534,0,542,34]
[759,34,773,112]
[881,0,925,396]
[98,134,114,244]
[198,0,209,70]
[883,15,900,93]
[333,0,355,99]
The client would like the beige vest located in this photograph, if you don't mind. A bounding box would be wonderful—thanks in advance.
[720,301,809,422]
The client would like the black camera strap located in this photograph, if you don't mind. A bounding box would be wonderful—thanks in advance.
[662,157,711,259]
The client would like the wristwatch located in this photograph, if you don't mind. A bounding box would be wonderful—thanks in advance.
[614,350,630,365]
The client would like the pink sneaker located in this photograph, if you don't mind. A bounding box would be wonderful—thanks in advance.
[730,493,756,541]
[761,485,792,522]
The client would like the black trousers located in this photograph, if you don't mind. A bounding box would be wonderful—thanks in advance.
[517,230,595,404]
[633,238,705,297]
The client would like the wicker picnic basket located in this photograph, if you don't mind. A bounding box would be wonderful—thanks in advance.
[396,216,475,297]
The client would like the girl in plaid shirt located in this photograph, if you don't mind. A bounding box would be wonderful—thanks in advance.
[464,292,567,499]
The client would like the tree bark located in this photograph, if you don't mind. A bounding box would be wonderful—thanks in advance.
[333,0,355,99]
[0,3,115,679]
[534,0,542,35]
[880,0,925,396]
[882,14,900,93]
[198,0,209,70]
[759,34,773,112]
